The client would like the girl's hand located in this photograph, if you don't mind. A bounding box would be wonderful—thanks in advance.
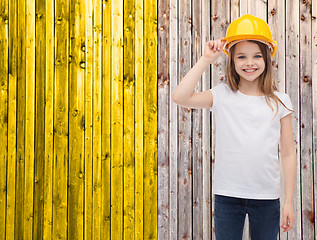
[280,203,295,232]
[203,39,226,63]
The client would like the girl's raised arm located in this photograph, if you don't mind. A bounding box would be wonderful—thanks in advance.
[172,39,226,109]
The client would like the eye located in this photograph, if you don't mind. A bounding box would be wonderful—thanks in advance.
[237,56,245,59]
[254,55,262,58]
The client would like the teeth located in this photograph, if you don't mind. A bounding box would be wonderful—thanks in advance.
[244,69,256,72]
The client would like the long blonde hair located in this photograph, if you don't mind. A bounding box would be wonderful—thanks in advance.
[225,40,294,120]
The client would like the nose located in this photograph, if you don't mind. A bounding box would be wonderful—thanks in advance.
[246,58,254,66]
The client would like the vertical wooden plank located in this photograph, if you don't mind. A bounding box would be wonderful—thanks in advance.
[240,0,248,16]
[268,0,285,93]
[111,0,123,238]
[84,0,93,238]
[192,0,203,239]
[68,0,85,239]
[15,0,26,237]
[268,1,287,240]
[53,0,69,238]
[144,0,157,239]
[123,0,135,238]
[178,0,192,237]
[211,1,230,239]
[158,0,169,238]
[102,0,111,238]
[24,0,35,238]
[250,0,267,20]
[169,0,178,238]
[135,0,144,238]
[44,0,54,239]
[312,0,317,235]
[299,0,314,239]
[202,0,211,238]
[92,0,102,238]
[285,0,301,239]
[6,0,17,238]
[231,0,239,19]
[34,0,45,238]
[0,0,8,239]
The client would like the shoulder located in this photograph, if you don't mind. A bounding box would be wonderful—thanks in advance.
[274,91,291,103]
[211,82,230,93]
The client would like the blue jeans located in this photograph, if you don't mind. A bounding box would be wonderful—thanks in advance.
[214,194,280,240]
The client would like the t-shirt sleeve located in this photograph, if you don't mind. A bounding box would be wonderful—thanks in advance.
[209,82,226,112]
[279,93,294,119]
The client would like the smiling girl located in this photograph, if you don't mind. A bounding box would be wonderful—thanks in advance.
[172,14,296,240]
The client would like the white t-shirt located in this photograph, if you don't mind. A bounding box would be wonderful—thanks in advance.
[210,82,294,199]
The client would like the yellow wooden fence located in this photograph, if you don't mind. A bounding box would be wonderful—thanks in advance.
[0,0,157,239]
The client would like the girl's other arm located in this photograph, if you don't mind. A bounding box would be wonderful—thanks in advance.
[279,113,296,232]
[172,39,226,109]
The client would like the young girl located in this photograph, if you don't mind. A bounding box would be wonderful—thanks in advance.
[172,14,296,240]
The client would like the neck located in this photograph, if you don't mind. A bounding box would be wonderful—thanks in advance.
[238,78,264,96]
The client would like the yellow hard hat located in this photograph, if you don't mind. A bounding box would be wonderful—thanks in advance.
[222,14,277,57]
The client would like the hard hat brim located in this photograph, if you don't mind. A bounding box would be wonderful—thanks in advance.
[222,35,277,57]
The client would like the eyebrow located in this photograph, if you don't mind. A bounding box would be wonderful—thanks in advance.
[236,52,262,55]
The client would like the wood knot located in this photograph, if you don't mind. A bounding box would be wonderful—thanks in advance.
[212,15,218,21]
[303,75,309,82]
[271,8,276,15]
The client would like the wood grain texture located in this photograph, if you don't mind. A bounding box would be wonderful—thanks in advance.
[135,0,144,238]
[0,0,8,239]
[312,0,317,235]
[169,0,178,239]
[92,0,102,238]
[285,0,301,239]
[143,0,158,239]
[158,0,169,238]
[7,0,17,238]
[178,0,192,238]
[123,0,136,238]
[311,2,317,235]
[53,0,69,238]
[24,0,35,239]
[68,0,85,238]
[192,0,203,238]
[34,0,45,238]
[202,0,211,239]
[102,0,111,238]
[111,0,124,238]
[299,0,314,239]
[84,0,93,238]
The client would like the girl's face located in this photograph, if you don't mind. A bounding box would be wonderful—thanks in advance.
[233,41,265,83]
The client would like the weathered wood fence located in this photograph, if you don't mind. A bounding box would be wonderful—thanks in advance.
[158,0,317,239]
[0,0,316,239]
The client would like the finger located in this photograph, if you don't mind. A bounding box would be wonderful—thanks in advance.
[281,214,288,229]
[209,41,214,50]
[218,40,222,51]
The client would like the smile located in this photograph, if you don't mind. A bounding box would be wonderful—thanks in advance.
[243,69,258,73]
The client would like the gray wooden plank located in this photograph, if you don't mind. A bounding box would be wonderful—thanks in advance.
[178,0,193,237]
[169,0,178,239]
[312,1,317,238]
[285,0,301,239]
[192,0,203,239]
[299,0,314,239]
[158,0,170,238]
[202,0,212,238]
